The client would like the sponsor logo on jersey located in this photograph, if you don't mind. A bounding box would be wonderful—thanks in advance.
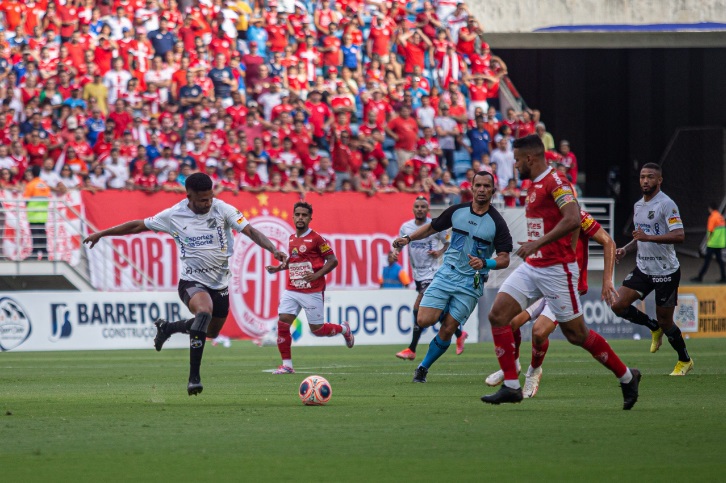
[668,215,682,225]
[291,247,299,257]
[236,217,245,225]
[320,243,331,252]
[581,214,595,231]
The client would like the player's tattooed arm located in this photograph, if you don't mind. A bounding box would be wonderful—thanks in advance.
[83,219,150,248]
[242,224,288,264]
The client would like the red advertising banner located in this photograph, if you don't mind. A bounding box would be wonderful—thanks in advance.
[81,191,417,339]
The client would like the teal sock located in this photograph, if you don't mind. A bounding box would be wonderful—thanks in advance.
[420,335,451,369]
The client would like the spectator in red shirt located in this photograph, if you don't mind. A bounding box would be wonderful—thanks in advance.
[397,29,433,75]
[385,105,419,168]
[133,162,159,193]
[559,140,579,184]
[394,161,419,193]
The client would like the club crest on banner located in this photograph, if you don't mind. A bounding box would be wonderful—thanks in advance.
[0,297,32,351]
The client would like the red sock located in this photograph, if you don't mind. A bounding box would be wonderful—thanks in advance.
[582,330,627,378]
[277,321,292,360]
[312,323,343,337]
[491,325,519,380]
[513,327,522,360]
[531,339,549,369]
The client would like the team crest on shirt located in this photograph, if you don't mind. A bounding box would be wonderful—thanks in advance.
[529,192,536,204]
[207,218,218,229]
[647,211,655,220]
[299,244,307,253]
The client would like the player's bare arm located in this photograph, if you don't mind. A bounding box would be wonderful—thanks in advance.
[83,219,150,248]
[591,227,618,306]
[242,224,288,263]
[616,238,638,261]
[517,201,580,258]
[302,254,338,282]
[632,227,685,245]
[392,223,436,248]
[467,251,510,271]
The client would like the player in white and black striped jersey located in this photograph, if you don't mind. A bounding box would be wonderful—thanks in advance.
[84,173,287,395]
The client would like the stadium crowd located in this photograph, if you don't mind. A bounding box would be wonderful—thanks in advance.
[0,0,579,206]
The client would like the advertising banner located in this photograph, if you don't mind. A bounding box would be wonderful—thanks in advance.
[676,286,726,338]
[0,292,191,352]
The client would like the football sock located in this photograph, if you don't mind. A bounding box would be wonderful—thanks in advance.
[277,321,292,361]
[664,325,690,362]
[420,335,451,369]
[188,312,212,380]
[513,327,522,360]
[167,318,194,335]
[454,326,462,338]
[283,359,293,369]
[409,310,422,352]
[531,339,549,369]
[622,306,660,331]
[582,330,628,379]
[491,325,519,386]
[312,323,344,337]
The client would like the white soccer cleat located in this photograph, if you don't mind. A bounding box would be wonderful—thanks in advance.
[485,360,521,387]
[341,321,355,348]
[523,366,543,398]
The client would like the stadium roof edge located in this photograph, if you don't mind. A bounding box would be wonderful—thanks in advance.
[484,32,726,49]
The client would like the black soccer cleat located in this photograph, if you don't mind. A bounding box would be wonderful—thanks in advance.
[621,368,641,410]
[481,385,524,405]
[412,366,428,383]
[153,319,171,352]
[187,377,204,396]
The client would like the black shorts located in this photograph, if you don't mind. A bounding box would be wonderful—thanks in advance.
[415,279,433,294]
[177,279,230,319]
[622,267,680,308]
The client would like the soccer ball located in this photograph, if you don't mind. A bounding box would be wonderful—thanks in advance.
[299,375,332,406]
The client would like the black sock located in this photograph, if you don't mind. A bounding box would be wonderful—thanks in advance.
[409,310,422,352]
[189,330,206,380]
[454,326,462,338]
[166,318,194,335]
[622,306,660,331]
[664,325,690,362]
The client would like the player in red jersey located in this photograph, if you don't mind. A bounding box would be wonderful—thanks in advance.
[485,209,618,398]
[265,202,355,374]
[482,135,640,409]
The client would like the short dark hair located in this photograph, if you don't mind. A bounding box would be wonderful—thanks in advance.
[512,134,545,157]
[294,201,313,216]
[708,202,720,211]
[474,170,496,187]
[641,162,662,173]
[185,172,213,192]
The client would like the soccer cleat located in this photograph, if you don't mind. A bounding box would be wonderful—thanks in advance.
[187,377,203,396]
[621,368,641,410]
[272,365,295,374]
[650,328,663,353]
[481,385,524,405]
[153,319,171,352]
[396,348,416,360]
[670,359,694,376]
[522,367,543,398]
[412,366,428,383]
[341,321,355,348]
[485,361,522,387]
[456,331,468,355]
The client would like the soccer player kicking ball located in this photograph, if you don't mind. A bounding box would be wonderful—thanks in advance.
[482,135,641,410]
[394,196,470,361]
[610,163,693,376]
[485,209,619,398]
[392,171,513,383]
[265,202,354,374]
[83,173,287,395]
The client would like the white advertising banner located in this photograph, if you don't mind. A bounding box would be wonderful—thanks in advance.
[0,292,191,352]
[286,289,479,347]
[0,290,478,351]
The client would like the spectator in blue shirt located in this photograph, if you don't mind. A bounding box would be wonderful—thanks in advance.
[467,116,491,163]
[148,18,177,57]
[208,54,236,106]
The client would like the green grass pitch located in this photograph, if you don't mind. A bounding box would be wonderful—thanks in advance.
[2,339,725,482]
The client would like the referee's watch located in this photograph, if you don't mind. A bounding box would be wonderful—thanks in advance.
[402,235,411,244]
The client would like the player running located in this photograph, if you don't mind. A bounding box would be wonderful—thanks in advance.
[482,135,640,409]
[610,163,692,375]
[485,208,618,398]
[83,173,287,395]
[393,171,513,383]
[265,201,354,374]
[394,196,470,360]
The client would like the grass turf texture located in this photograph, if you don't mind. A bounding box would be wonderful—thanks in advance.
[2,339,725,482]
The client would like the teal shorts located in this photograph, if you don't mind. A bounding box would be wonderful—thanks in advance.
[420,266,483,325]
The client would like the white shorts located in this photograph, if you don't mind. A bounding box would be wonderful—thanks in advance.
[525,298,556,324]
[500,262,582,323]
[278,290,325,325]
